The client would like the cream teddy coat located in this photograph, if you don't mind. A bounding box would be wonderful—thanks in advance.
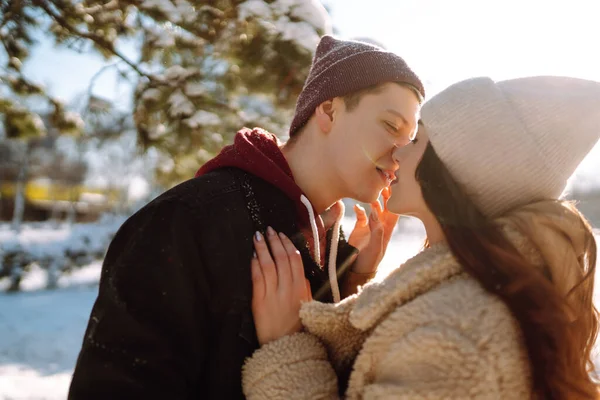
[242,242,533,399]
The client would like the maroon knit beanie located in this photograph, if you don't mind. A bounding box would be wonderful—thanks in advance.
[289,35,425,136]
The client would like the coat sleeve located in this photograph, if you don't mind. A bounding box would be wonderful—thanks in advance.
[242,333,339,400]
[340,270,377,298]
[360,324,500,400]
[68,200,211,400]
[242,324,500,400]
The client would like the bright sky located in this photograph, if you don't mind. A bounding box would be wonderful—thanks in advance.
[328,0,600,187]
[23,0,600,185]
[329,0,600,92]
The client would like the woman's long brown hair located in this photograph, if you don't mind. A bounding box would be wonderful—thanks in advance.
[415,142,599,399]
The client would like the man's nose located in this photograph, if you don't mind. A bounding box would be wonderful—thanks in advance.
[392,146,403,164]
[387,151,400,171]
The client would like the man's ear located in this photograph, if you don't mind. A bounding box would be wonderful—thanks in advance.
[314,99,336,133]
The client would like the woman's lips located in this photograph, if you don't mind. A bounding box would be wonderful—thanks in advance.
[376,168,396,185]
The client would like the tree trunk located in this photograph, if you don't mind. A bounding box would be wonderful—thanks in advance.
[0,185,3,221]
[46,259,61,290]
[6,251,24,293]
[11,142,29,232]
[66,187,77,225]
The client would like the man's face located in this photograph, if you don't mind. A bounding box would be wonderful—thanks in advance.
[325,83,421,203]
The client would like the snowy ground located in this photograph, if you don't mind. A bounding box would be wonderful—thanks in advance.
[0,215,125,293]
[0,218,597,399]
[0,285,99,400]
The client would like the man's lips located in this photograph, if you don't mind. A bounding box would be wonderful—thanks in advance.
[376,168,396,185]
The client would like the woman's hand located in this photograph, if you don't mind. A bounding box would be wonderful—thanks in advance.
[349,187,399,274]
[251,227,312,346]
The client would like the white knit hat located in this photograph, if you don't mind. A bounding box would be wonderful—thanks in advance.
[421,76,600,218]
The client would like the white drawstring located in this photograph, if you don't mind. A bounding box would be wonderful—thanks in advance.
[327,202,344,303]
[300,195,320,264]
[300,195,343,303]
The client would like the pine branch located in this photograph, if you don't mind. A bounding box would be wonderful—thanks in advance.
[34,0,155,82]
[82,62,121,116]
[0,0,21,31]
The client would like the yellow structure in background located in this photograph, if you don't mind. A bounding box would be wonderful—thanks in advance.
[0,179,121,213]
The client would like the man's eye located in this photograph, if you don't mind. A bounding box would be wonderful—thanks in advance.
[385,122,399,132]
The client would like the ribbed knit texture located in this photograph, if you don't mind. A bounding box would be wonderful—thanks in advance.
[421,76,600,218]
[289,35,424,136]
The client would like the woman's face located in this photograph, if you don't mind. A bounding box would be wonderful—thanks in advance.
[386,125,430,216]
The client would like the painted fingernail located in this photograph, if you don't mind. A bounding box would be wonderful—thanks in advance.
[267,226,276,236]
[278,232,287,240]
[253,251,257,258]
[255,231,262,241]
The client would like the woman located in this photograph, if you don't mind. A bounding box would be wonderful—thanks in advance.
[243,76,600,399]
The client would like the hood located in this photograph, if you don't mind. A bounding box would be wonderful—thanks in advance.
[196,127,345,302]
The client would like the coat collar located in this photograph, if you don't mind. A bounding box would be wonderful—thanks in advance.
[298,243,464,376]
[349,242,463,329]
[301,242,464,334]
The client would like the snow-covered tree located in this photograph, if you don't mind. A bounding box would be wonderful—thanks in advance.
[0,104,84,230]
[1,0,332,185]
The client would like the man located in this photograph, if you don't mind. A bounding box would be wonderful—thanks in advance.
[69,35,424,399]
